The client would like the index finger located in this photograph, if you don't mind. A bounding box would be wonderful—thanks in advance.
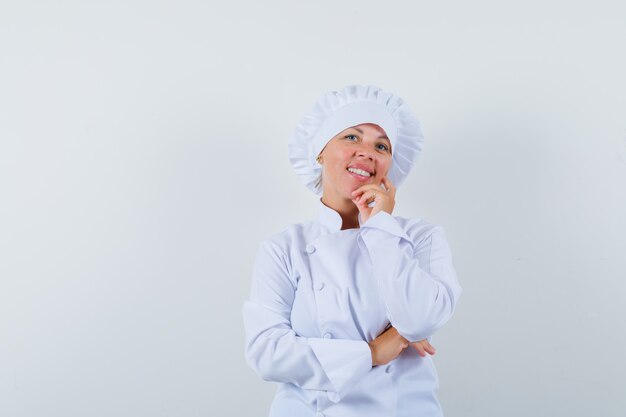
[351,183,382,196]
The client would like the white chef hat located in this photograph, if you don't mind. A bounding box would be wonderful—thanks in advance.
[288,84,424,195]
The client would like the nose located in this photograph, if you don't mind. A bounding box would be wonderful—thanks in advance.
[355,145,374,160]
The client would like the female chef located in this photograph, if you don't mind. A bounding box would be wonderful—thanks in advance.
[242,85,462,417]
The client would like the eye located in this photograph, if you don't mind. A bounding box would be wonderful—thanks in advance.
[344,134,358,141]
[376,143,390,152]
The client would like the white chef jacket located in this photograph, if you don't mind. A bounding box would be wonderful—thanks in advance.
[242,199,462,417]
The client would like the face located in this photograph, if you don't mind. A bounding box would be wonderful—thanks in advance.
[318,123,392,203]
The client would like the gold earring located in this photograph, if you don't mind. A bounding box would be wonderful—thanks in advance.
[316,155,323,164]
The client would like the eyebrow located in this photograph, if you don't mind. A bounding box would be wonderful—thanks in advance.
[351,127,390,141]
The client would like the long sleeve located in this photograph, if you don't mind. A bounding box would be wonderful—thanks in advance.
[359,212,463,342]
[242,240,372,400]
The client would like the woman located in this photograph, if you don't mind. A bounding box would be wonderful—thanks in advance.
[242,85,462,417]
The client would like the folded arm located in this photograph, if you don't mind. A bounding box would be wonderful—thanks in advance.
[242,240,372,400]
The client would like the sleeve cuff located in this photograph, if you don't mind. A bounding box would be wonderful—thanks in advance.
[361,211,412,243]
[308,338,372,400]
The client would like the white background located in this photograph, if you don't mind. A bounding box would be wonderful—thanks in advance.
[1,1,625,416]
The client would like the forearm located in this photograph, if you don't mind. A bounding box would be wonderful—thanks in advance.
[243,301,372,398]
[359,213,463,341]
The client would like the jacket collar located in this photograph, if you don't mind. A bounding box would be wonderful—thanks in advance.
[315,198,364,231]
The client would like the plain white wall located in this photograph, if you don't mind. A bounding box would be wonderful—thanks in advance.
[1,1,625,416]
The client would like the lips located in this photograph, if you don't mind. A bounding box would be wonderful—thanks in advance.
[346,163,375,178]
[347,167,371,177]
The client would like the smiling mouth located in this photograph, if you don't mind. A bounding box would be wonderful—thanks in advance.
[347,167,373,177]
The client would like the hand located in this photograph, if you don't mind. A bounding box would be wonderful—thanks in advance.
[368,326,409,366]
[351,177,396,224]
[368,326,437,366]
[409,339,436,357]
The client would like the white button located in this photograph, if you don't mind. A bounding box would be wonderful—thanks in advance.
[323,332,332,339]
[327,391,340,402]
[314,281,325,291]
[306,244,315,254]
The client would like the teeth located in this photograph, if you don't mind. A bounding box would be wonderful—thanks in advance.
[347,167,371,177]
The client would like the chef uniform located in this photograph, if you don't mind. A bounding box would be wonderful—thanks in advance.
[242,85,462,417]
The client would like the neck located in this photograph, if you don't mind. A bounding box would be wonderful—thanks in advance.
[321,195,360,230]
